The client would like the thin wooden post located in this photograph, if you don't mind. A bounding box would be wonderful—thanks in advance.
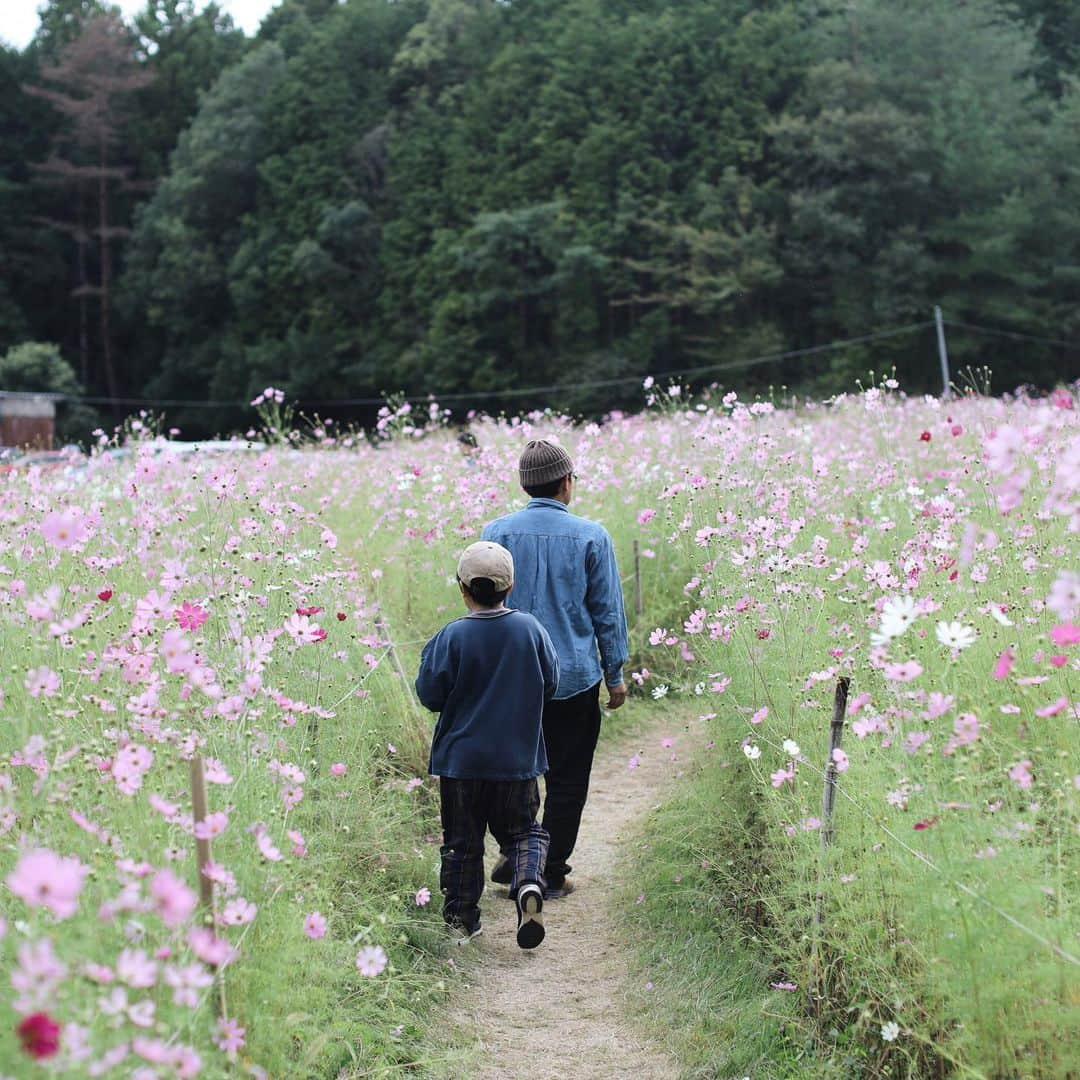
[376,613,421,716]
[190,753,227,1018]
[812,676,852,1008]
[820,676,850,848]
[934,306,951,400]
[189,754,214,910]
[633,540,643,618]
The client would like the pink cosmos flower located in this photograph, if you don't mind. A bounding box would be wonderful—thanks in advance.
[770,766,795,788]
[116,948,158,989]
[883,660,923,682]
[12,938,67,1012]
[992,649,1015,680]
[193,811,228,841]
[405,777,424,791]
[415,887,431,907]
[1008,760,1034,790]
[304,912,327,939]
[40,509,88,550]
[288,829,307,857]
[637,508,656,526]
[1047,570,1079,620]
[213,1017,245,1056]
[1035,696,1069,718]
[750,707,768,725]
[831,749,849,773]
[284,613,326,645]
[1050,623,1080,647]
[256,832,283,862]
[187,927,237,968]
[24,666,60,698]
[902,732,931,755]
[944,713,981,755]
[220,898,257,926]
[149,869,197,928]
[174,602,209,631]
[330,762,347,777]
[7,849,88,919]
[627,755,641,771]
[356,945,388,977]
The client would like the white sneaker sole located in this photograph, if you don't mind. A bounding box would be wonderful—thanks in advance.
[516,887,545,950]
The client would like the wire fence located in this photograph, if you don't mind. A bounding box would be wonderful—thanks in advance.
[2,313,1075,415]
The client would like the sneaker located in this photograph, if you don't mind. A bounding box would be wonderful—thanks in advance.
[449,923,483,946]
[545,879,575,900]
[515,884,545,950]
[490,854,512,885]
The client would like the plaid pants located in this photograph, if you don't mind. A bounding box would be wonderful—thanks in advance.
[439,776,548,933]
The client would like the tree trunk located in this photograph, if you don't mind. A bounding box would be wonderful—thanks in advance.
[98,133,118,411]
[77,187,89,387]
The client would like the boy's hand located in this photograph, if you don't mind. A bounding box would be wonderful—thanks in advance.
[605,682,627,710]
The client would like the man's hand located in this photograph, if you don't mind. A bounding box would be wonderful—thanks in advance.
[605,682,628,710]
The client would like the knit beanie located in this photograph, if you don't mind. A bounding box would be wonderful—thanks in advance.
[518,439,574,488]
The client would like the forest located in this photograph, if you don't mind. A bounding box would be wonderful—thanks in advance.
[2,0,1079,436]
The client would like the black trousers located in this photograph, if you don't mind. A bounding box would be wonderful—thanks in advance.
[538,681,603,886]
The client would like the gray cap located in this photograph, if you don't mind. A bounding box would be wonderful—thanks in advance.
[457,541,514,592]
[518,439,573,488]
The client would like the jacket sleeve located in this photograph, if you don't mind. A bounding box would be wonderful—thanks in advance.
[584,530,629,688]
[415,629,452,713]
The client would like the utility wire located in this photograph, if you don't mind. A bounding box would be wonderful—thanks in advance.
[0,320,935,411]
[3,315,1069,413]
[943,319,1079,351]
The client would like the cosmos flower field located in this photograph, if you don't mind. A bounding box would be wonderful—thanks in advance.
[0,381,1076,1075]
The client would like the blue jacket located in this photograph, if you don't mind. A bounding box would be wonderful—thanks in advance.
[482,498,628,699]
[416,608,559,780]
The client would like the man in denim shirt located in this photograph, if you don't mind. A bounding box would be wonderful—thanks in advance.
[482,439,629,897]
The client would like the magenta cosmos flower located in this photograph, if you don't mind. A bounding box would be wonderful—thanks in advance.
[174,602,209,631]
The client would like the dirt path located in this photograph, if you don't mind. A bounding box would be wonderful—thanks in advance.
[423,709,705,1080]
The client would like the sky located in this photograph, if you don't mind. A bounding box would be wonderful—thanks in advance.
[0,0,279,49]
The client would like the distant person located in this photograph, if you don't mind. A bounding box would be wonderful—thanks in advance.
[457,430,480,461]
[482,440,629,898]
[415,541,559,948]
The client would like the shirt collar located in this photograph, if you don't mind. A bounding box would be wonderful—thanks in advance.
[526,497,569,513]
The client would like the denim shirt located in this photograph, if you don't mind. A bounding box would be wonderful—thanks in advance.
[482,498,628,699]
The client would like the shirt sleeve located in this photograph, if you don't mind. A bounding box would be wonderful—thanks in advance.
[415,629,452,713]
[538,624,560,701]
[584,530,629,687]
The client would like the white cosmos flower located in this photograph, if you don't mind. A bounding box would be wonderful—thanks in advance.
[651,684,669,700]
[988,605,1013,627]
[782,739,801,757]
[879,595,918,639]
[936,621,977,650]
[881,1021,900,1042]
[743,744,761,760]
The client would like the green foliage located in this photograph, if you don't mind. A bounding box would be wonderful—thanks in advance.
[6,0,1080,426]
[0,341,99,442]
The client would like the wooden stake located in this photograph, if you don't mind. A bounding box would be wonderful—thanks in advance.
[820,676,851,849]
[189,753,214,910]
[376,613,421,716]
[190,752,228,1018]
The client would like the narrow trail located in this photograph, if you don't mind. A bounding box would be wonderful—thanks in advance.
[424,708,707,1080]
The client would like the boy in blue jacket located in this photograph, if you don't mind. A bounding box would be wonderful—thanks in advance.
[415,541,559,948]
